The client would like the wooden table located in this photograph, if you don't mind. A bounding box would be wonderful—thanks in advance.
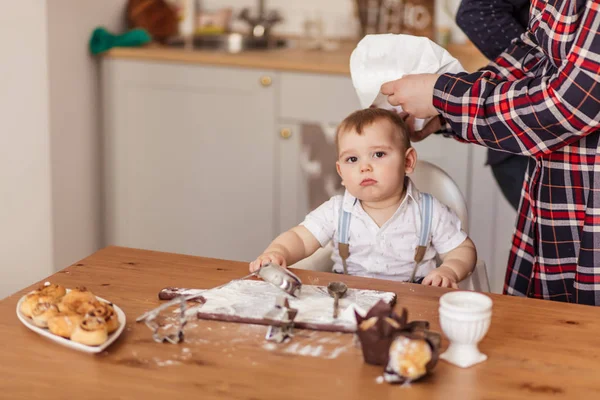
[2,246,600,399]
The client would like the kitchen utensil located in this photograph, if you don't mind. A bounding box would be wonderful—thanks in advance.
[136,271,256,343]
[257,263,303,297]
[327,281,348,318]
[438,291,492,368]
[264,296,298,343]
[136,263,302,343]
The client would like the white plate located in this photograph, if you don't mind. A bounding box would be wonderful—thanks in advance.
[16,289,126,354]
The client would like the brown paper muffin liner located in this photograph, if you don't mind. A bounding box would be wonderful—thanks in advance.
[355,300,440,383]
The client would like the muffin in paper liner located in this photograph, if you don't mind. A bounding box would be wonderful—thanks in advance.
[383,327,441,384]
[355,300,441,383]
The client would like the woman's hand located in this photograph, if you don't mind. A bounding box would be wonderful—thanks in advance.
[249,251,287,272]
[398,113,443,143]
[380,73,440,118]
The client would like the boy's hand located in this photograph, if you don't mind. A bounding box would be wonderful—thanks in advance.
[249,251,287,273]
[421,266,459,288]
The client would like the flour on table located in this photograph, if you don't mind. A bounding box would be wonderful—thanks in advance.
[135,317,354,365]
[153,358,181,367]
[261,331,353,359]
[182,281,395,331]
[284,343,323,357]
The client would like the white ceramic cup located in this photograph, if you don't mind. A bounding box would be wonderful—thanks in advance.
[438,291,492,368]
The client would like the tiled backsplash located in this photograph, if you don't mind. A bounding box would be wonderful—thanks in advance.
[202,0,467,43]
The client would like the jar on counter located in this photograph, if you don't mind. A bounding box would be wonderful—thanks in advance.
[166,0,195,37]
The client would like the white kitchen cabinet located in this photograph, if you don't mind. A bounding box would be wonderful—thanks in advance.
[102,60,278,261]
[276,121,307,232]
[279,72,362,123]
[276,72,361,232]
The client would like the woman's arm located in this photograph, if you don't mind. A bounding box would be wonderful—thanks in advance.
[382,28,547,141]
[434,1,600,157]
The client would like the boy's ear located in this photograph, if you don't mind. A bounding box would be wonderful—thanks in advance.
[336,161,344,185]
[404,147,417,174]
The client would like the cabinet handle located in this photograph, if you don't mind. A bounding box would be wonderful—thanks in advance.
[260,76,272,87]
[280,128,292,139]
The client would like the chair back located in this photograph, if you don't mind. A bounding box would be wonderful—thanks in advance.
[411,160,489,291]
[410,160,468,234]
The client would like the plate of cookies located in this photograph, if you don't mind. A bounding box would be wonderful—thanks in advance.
[16,283,126,353]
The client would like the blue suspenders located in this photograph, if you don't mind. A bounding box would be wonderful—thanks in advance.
[337,193,434,282]
[337,198,357,275]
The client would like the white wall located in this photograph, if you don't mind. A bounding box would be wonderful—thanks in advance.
[0,1,128,298]
[47,0,127,270]
[0,1,53,298]
[468,146,518,293]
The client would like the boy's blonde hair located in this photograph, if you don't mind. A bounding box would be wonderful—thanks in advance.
[335,108,411,152]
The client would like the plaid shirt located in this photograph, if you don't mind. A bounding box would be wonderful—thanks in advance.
[433,0,600,305]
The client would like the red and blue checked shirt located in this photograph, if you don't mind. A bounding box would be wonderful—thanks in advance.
[433,0,600,305]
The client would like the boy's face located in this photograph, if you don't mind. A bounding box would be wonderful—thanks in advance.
[336,119,416,203]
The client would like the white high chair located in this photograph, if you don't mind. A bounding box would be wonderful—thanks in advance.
[291,160,491,292]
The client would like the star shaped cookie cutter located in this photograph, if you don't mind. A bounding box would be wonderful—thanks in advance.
[264,297,298,343]
[136,263,302,344]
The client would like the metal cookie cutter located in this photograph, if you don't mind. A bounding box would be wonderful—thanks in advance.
[136,264,302,344]
[264,296,298,343]
[138,295,191,344]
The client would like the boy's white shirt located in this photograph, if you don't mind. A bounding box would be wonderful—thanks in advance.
[300,178,467,281]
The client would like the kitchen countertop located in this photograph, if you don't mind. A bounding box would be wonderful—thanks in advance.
[105,39,490,75]
[2,246,600,399]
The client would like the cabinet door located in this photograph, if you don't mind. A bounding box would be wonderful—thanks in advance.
[103,60,277,261]
[277,73,360,231]
[280,72,361,123]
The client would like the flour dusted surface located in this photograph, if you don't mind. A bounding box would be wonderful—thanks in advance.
[181,280,396,332]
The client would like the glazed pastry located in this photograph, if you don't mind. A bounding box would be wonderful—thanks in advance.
[70,316,108,346]
[31,302,60,328]
[88,302,119,334]
[59,287,97,313]
[37,283,67,301]
[104,304,120,334]
[48,312,84,338]
[75,300,101,315]
[20,293,56,318]
[386,336,432,381]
